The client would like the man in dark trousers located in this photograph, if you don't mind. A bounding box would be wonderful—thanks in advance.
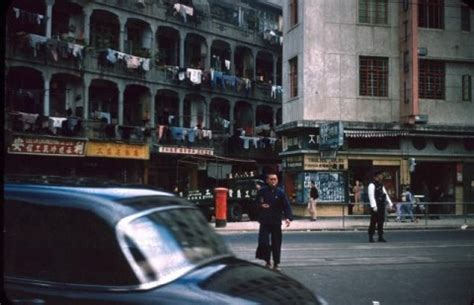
[368,170,393,242]
[255,172,293,271]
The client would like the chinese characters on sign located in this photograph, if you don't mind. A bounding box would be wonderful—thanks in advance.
[7,136,86,157]
[304,155,346,171]
[158,146,214,156]
[86,142,150,160]
[319,121,344,150]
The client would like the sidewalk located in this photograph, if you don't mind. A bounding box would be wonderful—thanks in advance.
[213,216,473,233]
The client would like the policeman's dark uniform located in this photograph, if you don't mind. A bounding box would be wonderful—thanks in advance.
[255,185,293,265]
[368,180,387,241]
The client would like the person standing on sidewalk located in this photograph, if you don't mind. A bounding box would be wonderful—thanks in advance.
[351,180,362,215]
[307,180,319,221]
[368,170,393,242]
[255,172,293,271]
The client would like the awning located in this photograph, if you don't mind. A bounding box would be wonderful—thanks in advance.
[344,130,409,138]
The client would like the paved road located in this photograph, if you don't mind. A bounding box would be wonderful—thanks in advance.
[220,230,474,305]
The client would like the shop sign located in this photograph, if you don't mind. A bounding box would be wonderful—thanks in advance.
[304,155,345,171]
[86,142,150,160]
[8,136,86,157]
[158,146,214,156]
[319,121,344,150]
[283,155,303,170]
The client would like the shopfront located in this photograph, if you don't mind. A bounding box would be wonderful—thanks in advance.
[282,153,349,215]
[83,140,150,183]
[6,134,87,176]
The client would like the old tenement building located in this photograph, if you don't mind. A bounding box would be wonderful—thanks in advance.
[4,0,284,191]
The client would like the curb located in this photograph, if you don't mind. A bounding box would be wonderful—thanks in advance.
[213,222,471,233]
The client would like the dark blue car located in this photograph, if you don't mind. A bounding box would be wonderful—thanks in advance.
[4,177,325,305]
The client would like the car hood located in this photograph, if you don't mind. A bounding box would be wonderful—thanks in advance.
[156,256,323,305]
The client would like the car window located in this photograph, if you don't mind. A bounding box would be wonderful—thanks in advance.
[118,204,231,286]
[4,199,138,286]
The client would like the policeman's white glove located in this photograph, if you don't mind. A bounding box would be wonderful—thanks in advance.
[372,206,378,212]
[389,203,393,210]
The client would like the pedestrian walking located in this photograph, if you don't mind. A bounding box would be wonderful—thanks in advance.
[255,172,293,271]
[307,180,319,221]
[401,186,415,222]
[368,170,393,242]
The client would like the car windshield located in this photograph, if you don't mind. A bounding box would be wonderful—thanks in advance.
[117,205,231,286]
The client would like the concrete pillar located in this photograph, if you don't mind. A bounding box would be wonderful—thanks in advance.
[43,74,50,116]
[178,92,184,127]
[273,107,277,127]
[45,0,54,38]
[149,25,156,60]
[83,76,92,119]
[83,8,92,44]
[119,17,126,52]
[149,86,156,127]
[205,38,212,70]
[204,98,210,129]
[229,100,235,133]
[230,44,235,75]
[251,104,256,136]
[179,33,185,67]
[252,51,256,80]
[118,83,125,125]
[272,54,277,85]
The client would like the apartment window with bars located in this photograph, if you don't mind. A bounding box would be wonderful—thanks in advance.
[461,4,471,31]
[359,0,388,25]
[419,60,445,99]
[289,57,298,98]
[289,0,298,27]
[418,0,444,29]
[359,56,388,97]
[463,75,472,101]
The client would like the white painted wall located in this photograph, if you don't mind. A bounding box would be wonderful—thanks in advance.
[282,0,474,127]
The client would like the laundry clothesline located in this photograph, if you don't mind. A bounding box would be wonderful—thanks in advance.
[103,48,151,71]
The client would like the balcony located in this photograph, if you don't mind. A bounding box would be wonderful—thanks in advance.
[5,112,149,144]
[6,33,86,70]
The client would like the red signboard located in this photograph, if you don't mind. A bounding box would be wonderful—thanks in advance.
[7,136,86,157]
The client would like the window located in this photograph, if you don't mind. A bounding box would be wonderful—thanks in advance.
[289,57,298,98]
[462,75,472,101]
[359,56,389,97]
[418,0,444,29]
[289,0,298,27]
[359,0,388,24]
[419,60,445,99]
[461,4,471,31]
[4,200,137,285]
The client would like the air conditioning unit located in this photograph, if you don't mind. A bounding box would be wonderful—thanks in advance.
[413,114,428,124]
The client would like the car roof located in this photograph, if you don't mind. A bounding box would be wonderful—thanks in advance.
[4,180,187,225]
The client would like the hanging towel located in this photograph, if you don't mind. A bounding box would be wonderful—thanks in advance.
[106,49,118,63]
[186,68,202,84]
[240,136,251,149]
[142,58,150,71]
[170,127,185,141]
[187,128,197,143]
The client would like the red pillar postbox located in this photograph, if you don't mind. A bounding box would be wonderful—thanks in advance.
[214,187,228,228]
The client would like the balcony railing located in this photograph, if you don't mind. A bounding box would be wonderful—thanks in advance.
[6,33,86,69]
[6,112,149,143]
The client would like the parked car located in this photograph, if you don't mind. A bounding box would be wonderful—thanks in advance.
[184,178,264,222]
[4,176,325,305]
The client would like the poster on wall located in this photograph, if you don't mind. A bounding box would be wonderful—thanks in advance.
[298,171,347,203]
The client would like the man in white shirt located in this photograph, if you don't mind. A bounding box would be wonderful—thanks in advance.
[368,170,393,242]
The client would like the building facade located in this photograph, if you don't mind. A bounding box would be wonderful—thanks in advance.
[4,0,284,191]
[280,0,474,215]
